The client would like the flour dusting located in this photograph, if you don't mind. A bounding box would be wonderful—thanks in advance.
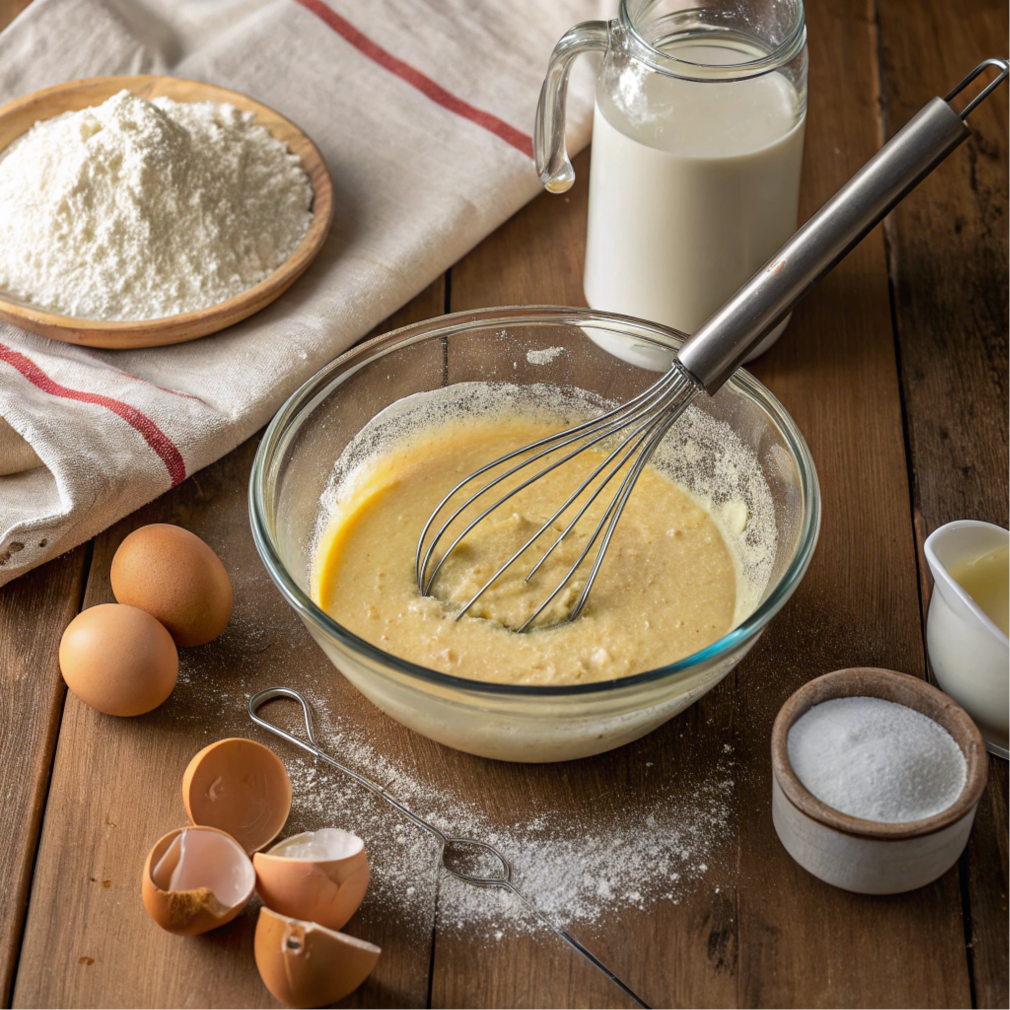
[526,346,566,365]
[283,681,737,938]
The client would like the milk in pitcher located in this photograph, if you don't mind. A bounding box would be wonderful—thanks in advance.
[585,39,806,353]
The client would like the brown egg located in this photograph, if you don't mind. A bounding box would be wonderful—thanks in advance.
[111,524,232,646]
[253,828,369,930]
[142,826,255,935]
[59,603,178,716]
[183,738,291,853]
[254,907,380,1008]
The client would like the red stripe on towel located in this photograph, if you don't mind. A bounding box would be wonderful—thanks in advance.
[294,0,535,158]
[0,343,187,486]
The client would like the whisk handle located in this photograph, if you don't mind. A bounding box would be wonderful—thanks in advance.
[677,59,1007,394]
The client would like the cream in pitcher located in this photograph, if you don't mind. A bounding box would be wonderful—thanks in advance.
[536,0,808,358]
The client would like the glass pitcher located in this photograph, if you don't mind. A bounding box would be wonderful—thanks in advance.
[536,0,808,359]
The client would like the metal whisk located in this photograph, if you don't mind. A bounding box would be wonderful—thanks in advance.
[417,59,1007,630]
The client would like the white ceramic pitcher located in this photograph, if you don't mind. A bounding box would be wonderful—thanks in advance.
[924,520,1009,757]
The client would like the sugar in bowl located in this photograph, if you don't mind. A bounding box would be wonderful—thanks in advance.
[771,667,988,895]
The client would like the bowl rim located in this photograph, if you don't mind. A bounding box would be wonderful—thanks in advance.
[771,667,989,839]
[249,305,822,699]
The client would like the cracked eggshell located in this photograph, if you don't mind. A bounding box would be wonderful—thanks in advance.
[254,907,380,1008]
[253,828,369,930]
[182,737,291,853]
[142,826,255,935]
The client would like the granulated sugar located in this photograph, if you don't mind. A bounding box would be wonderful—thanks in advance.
[0,90,313,320]
[787,695,967,823]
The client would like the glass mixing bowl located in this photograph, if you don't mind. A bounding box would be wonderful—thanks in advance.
[250,307,820,762]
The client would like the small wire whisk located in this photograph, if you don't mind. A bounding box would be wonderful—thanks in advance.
[418,59,1007,630]
[248,688,651,1009]
[415,363,698,631]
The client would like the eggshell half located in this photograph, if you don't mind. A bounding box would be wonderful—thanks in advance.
[111,524,233,646]
[142,826,255,935]
[183,738,291,853]
[253,828,370,930]
[254,907,380,1008]
[59,603,178,716]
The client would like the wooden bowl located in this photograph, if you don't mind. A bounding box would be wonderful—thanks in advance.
[770,667,988,894]
[0,75,333,349]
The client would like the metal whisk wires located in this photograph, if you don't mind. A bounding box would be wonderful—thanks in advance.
[415,363,699,631]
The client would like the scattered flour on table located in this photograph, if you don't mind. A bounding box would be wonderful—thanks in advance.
[278,685,736,939]
[0,90,313,320]
[526,346,565,365]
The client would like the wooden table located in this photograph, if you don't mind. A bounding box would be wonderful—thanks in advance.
[1,1,1007,1007]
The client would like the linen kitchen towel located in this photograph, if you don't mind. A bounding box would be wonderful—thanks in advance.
[0,0,604,585]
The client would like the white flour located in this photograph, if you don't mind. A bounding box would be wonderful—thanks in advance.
[787,696,967,822]
[526,346,565,365]
[0,90,313,320]
[280,684,736,939]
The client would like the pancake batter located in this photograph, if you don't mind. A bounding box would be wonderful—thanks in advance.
[313,415,742,686]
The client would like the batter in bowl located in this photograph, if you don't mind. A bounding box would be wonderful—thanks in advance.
[311,391,767,686]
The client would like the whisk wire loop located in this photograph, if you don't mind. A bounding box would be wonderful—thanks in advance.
[512,408,675,631]
[453,387,685,622]
[414,368,684,589]
[416,363,698,630]
[417,367,687,597]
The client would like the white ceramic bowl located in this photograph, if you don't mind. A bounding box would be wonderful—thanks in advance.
[771,667,988,894]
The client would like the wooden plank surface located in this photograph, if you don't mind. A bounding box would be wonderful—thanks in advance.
[1,0,1007,1008]
[0,550,87,1007]
[877,2,1010,1007]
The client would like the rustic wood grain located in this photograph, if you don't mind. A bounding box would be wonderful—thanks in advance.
[0,75,333,349]
[0,548,86,1007]
[12,284,446,1009]
[876,1,1009,1006]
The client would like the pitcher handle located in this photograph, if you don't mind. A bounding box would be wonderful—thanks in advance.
[534,20,613,193]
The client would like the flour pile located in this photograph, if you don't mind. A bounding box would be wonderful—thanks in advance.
[0,90,313,320]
